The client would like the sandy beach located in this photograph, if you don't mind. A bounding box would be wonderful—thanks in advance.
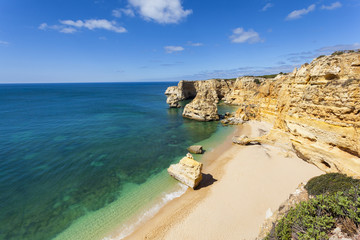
[124,122,324,240]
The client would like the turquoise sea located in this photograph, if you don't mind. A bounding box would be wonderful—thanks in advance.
[0,82,236,240]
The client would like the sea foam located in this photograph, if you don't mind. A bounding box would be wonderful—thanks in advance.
[102,183,188,240]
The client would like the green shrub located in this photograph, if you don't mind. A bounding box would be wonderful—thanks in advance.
[332,51,345,56]
[266,174,360,240]
[331,49,360,55]
[305,173,360,196]
[217,78,237,81]
[257,74,278,79]
[254,78,261,85]
[267,187,360,240]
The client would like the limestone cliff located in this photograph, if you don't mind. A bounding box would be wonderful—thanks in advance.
[165,80,197,108]
[229,52,360,177]
[165,79,234,121]
[182,80,220,121]
[166,51,360,177]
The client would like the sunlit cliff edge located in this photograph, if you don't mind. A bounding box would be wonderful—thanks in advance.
[165,51,360,177]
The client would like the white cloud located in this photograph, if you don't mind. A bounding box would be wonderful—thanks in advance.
[230,28,262,44]
[187,41,203,47]
[182,64,297,80]
[0,40,9,45]
[38,23,48,30]
[286,4,316,20]
[38,22,65,31]
[39,19,127,34]
[60,20,83,28]
[316,43,360,53]
[60,19,127,33]
[112,8,135,18]
[282,43,360,64]
[112,9,122,18]
[261,3,273,11]
[60,27,77,34]
[122,8,135,17]
[164,46,184,53]
[128,0,192,24]
[321,2,342,10]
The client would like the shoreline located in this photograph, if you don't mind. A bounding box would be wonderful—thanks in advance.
[98,122,240,240]
[123,121,324,240]
[100,124,243,240]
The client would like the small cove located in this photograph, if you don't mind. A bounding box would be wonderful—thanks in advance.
[0,82,238,240]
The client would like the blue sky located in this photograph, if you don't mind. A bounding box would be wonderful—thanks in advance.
[0,0,359,83]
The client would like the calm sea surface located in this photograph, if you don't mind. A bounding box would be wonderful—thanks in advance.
[0,82,235,240]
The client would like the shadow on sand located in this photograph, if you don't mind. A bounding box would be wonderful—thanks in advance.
[195,173,217,190]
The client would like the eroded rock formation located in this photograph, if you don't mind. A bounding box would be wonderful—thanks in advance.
[165,80,197,108]
[182,84,219,121]
[167,153,203,189]
[167,51,360,177]
[230,52,360,177]
[165,79,234,121]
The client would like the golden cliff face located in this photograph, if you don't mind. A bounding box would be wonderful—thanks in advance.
[183,80,222,121]
[165,52,360,176]
[165,79,234,121]
[279,53,360,176]
[227,52,360,177]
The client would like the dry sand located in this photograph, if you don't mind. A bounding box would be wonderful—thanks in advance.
[125,122,324,240]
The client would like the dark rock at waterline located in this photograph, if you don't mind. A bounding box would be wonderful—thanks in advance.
[187,145,203,154]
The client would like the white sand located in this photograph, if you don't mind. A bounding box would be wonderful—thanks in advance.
[125,122,324,240]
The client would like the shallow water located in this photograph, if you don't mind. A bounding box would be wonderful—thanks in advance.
[0,82,237,240]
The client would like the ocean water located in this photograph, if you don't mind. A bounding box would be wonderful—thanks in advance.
[0,82,236,240]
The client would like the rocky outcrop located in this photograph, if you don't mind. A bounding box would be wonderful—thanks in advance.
[164,79,235,120]
[258,183,309,239]
[164,81,197,108]
[167,52,360,177]
[182,82,220,121]
[167,153,203,189]
[187,145,203,154]
[229,52,360,178]
[329,226,360,240]
[232,135,261,145]
[165,87,182,108]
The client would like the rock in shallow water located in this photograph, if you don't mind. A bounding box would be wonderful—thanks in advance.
[167,154,203,189]
[187,145,203,154]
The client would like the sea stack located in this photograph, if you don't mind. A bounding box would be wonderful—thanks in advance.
[167,153,203,189]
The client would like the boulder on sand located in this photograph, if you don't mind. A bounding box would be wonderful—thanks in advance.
[232,135,261,145]
[167,153,203,189]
